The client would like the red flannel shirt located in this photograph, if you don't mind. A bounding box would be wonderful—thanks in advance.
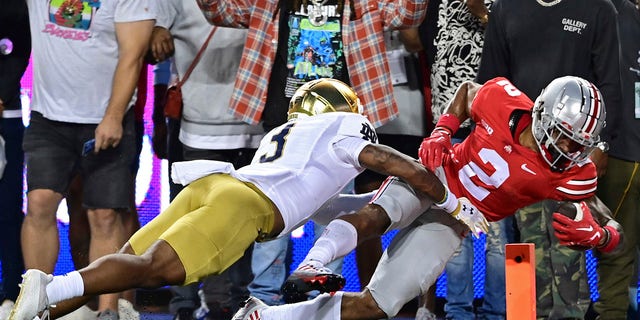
[197,0,427,127]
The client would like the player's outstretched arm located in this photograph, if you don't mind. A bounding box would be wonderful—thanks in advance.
[551,196,624,253]
[358,143,446,203]
[358,143,489,236]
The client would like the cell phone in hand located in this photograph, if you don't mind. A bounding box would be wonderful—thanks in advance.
[82,139,96,156]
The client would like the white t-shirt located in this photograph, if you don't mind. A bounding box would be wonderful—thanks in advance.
[153,0,264,149]
[27,0,154,123]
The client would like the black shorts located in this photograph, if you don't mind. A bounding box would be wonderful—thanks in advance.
[355,133,423,189]
[23,110,136,209]
[130,119,145,175]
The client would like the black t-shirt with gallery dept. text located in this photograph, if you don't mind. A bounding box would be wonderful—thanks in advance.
[263,0,350,131]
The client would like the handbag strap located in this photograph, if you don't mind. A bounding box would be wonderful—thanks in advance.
[176,26,217,89]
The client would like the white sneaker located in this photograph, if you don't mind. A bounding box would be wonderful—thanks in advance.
[8,270,53,320]
[117,299,139,320]
[231,297,267,320]
[0,300,15,320]
[57,305,97,320]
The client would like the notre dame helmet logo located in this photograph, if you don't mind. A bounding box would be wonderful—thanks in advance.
[287,78,363,120]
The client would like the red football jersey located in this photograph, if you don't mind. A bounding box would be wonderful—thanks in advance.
[443,78,597,221]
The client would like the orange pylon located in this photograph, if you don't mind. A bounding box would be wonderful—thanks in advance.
[505,243,536,319]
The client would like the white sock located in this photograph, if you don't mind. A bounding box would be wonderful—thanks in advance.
[302,219,357,267]
[46,271,84,305]
[261,292,343,320]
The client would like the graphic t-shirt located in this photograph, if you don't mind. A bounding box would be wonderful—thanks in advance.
[263,0,349,131]
[26,0,154,123]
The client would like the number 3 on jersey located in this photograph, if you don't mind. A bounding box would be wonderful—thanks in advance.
[259,123,295,163]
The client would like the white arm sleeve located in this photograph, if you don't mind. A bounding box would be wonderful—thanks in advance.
[332,136,370,169]
[312,191,377,226]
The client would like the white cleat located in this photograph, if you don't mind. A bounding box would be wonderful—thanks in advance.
[118,298,140,320]
[0,300,15,320]
[231,297,268,320]
[8,270,52,320]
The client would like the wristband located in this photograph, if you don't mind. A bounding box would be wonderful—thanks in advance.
[435,186,458,213]
[435,114,461,136]
[597,225,620,253]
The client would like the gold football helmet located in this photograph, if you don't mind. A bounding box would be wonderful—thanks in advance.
[287,78,363,120]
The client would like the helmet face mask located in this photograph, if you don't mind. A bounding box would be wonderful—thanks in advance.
[287,79,363,120]
[531,76,606,172]
[536,125,592,172]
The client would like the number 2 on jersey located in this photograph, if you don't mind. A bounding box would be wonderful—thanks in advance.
[458,80,520,200]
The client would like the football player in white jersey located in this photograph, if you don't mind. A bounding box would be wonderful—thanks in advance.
[232,76,624,320]
[8,79,485,320]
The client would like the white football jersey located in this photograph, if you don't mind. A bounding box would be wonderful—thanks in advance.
[235,112,378,236]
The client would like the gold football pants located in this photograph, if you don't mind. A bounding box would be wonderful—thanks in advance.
[129,174,275,284]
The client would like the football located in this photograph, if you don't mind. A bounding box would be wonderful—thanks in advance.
[555,201,585,221]
[554,201,593,251]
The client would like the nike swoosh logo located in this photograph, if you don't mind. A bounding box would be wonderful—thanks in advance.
[521,163,537,175]
[576,226,594,232]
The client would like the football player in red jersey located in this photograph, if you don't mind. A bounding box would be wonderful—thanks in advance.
[239,76,624,320]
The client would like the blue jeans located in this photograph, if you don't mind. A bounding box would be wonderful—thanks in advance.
[445,216,512,320]
[0,117,25,302]
[249,236,290,306]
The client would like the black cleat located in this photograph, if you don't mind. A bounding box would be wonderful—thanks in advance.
[281,264,345,303]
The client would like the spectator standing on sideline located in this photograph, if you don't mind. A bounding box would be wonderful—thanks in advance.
[149,0,265,317]
[194,0,428,304]
[60,66,150,320]
[21,0,154,318]
[594,0,640,319]
[0,0,30,317]
[195,0,426,129]
[475,0,622,318]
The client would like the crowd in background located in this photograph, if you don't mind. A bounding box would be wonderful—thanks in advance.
[0,0,639,319]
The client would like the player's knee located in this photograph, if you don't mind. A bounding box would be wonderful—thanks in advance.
[139,241,186,287]
[344,204,390,240]
[341,290,387,319]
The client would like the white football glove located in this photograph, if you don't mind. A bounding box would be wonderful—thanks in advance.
[451,197,489,238]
